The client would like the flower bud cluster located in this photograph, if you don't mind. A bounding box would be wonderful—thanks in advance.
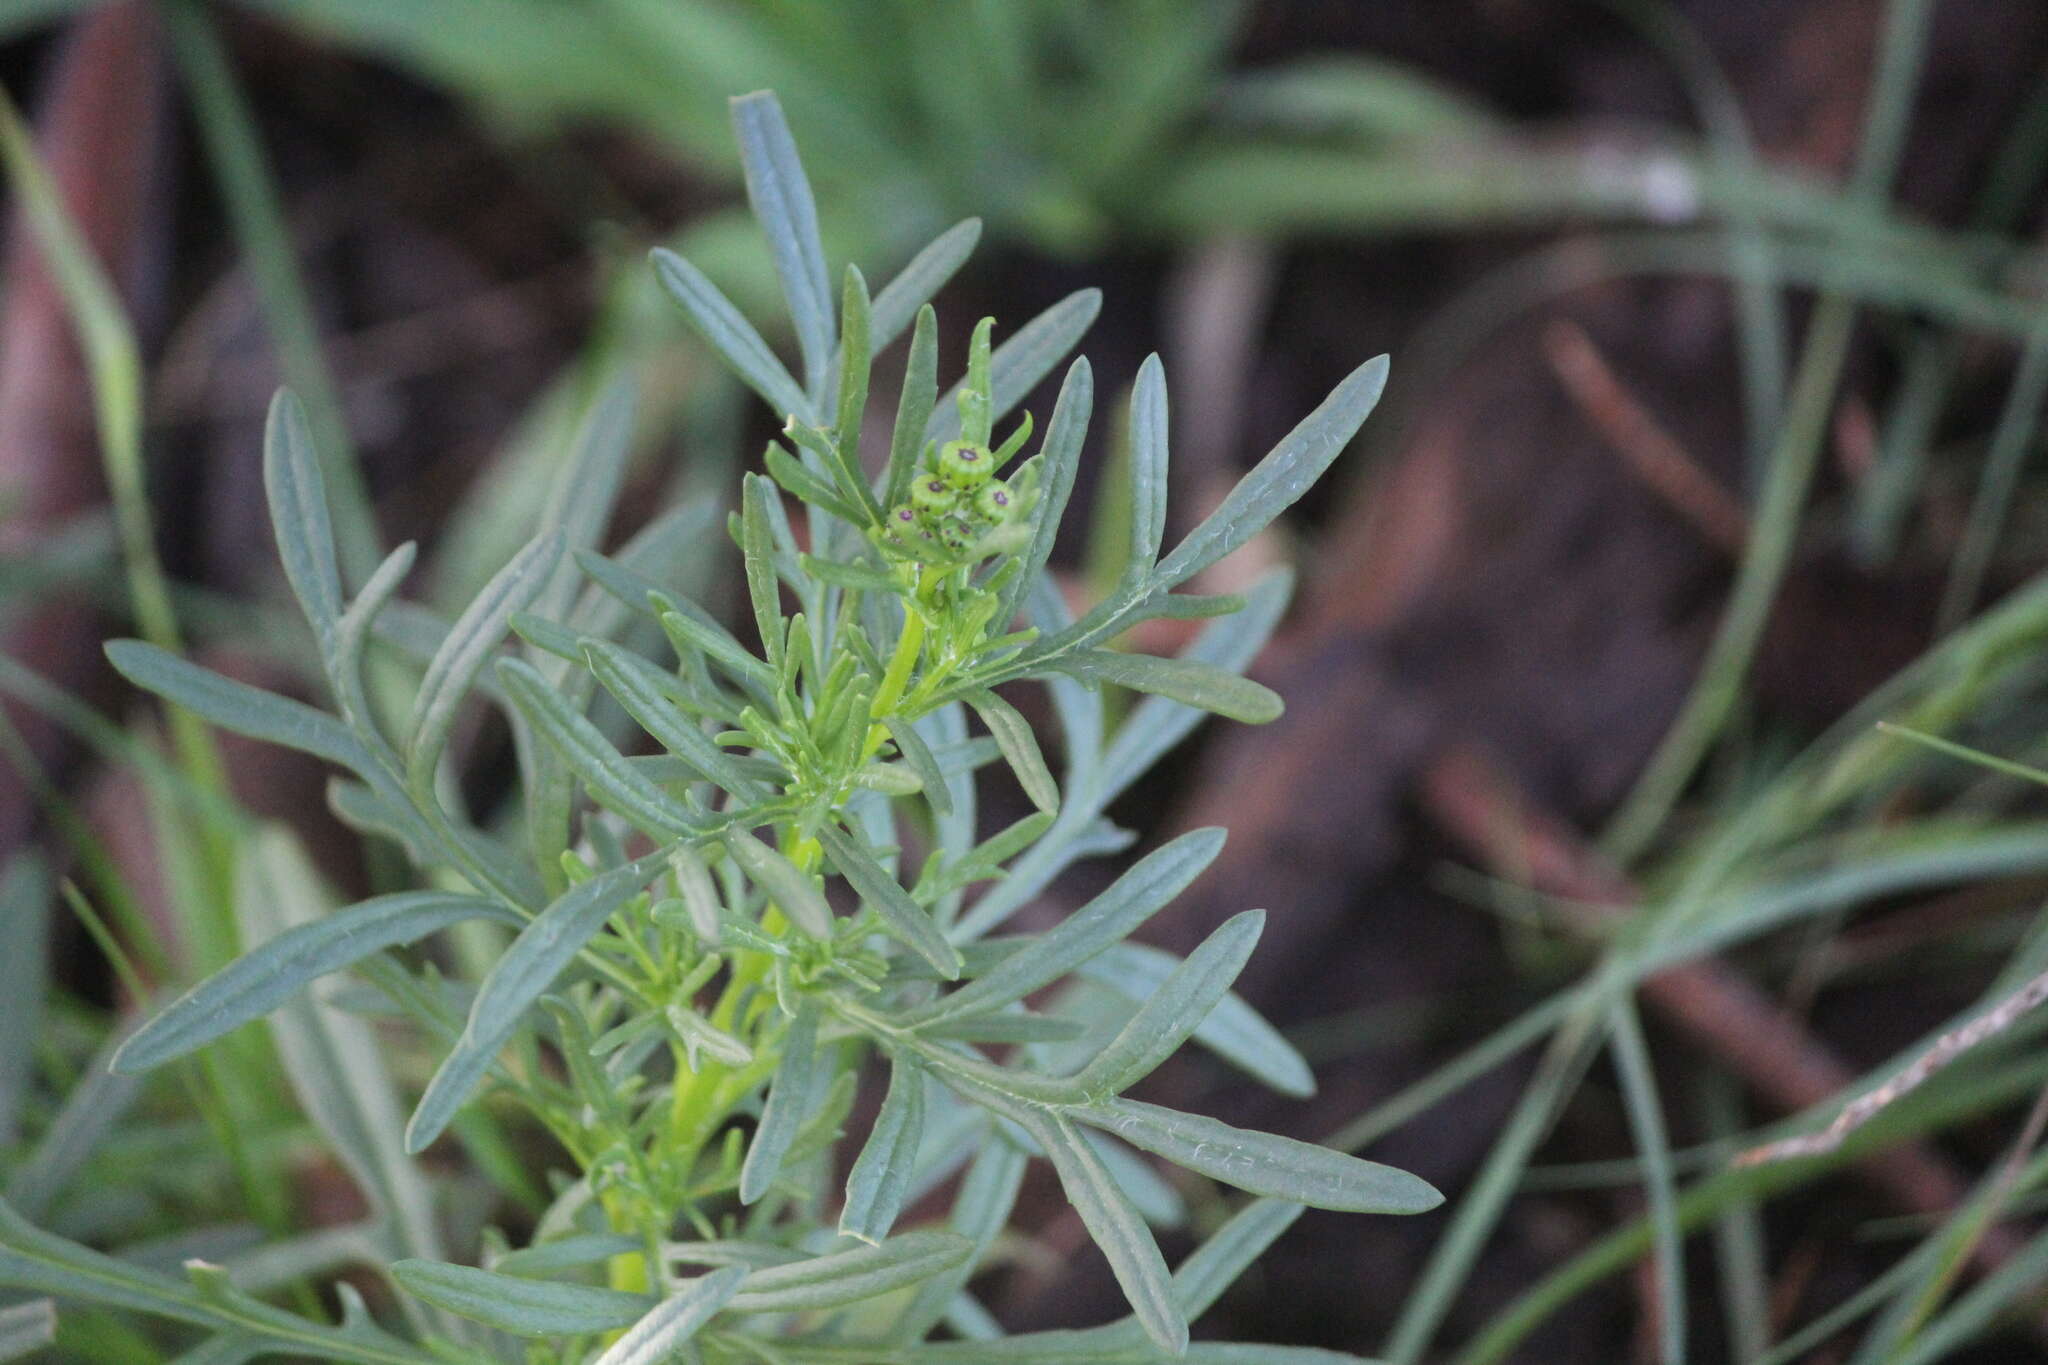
[880,438,1036,565]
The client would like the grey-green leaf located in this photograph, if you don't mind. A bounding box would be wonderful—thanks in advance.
[1071,910,1264,1097]
[1056,648,1283,725]
[582,641,764,802]
[1128,354,1169,572]
[264,389,343,648]
[885,304,940,509]
[966,690,1059,813]
[999,357,1093,630]
[594,1266,746,1365]
[0,1299,54,1361]
[1029,1111,1185,1355]
[1155,353,1387,588]
[884,716,951,816]
[740,475,785,674]
[1079,939,1314,1099]
[912,828,1224,1028]
[725,1229,970,1314]
[105,641,370,774]
[737,1001,819,1204]
[391,1258,647,1338]
[651,248,812,422]
[723,831,833,940]
[868,219,979,355]
[408,530,563,787]
[817,823,962,978]
[406,850,666,1153]
[114,890,514,1074]
[498,656,697,838]
[1074,1098,1443,1214]
[840,1056,926,1244]
[731,90,834,400]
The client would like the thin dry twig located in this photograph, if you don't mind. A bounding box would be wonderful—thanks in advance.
[1738,967,2048,1165]
[1543,319,1751,555]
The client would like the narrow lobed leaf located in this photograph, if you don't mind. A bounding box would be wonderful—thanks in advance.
[731,90,835,401]
[723,831,833,940]
[818,823,962,978]
[105,641,370,775]
[725,1228,970,1314]
[391,1258,646,1338]
[737,1002,820,1204]
[498,657,698,839]
[839,1054,927,1244]
[1071,909,1265,1097]
[651,248,813,422]
[263,389,343,647]
[592,1266,746,1365]
[966,689,1060,813]
[1056,648,1283,726]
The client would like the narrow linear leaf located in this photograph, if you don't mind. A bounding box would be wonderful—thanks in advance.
[818,823,962,978]
[723,831,833,940]
[498,657,697,838]
[114,891,515,1074]
[765,443,863,524]
[1056,649,1282,725]
[391,1259,646,1338]
[1074,1098,1443,1214]
[731,90,834,399]
[106,640,370,774]
[885,305,939,509]
[1079,940,1314,1099]
[927,289,1104,445]
[1029,1111,1185,1356]
[999,357,1094,630]
[726,1229,970,1314]
[966,690,1059,813]
[593,1266,746,1365]
[840,1056,926,1244]
[916,828,1225,1027]
[408,530,563,786]
[740,476,785,674]
[868,219,980,355]
[738,1002,820,1204]
[1173,1199,1302,1319]
[406,851,667,1153]
[1128,354,1169,572]
[885,717,951,816]
[0,1299,54,1361]
[832,266,874,487]
[1155,353,1388,588]
[0,855,50,1147]
[263,389,343,646]
[1072,909,1264,1097]
[582,641,764,802]
[651,248,812,421]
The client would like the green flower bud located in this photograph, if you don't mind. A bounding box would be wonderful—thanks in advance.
[910,476,959,517]
[973,482,1017,523]
[935,440,994,490]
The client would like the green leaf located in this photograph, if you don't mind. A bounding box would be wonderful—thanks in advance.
[738,1001,820,1204]
[912,828,1224,1028]
[391,1258,647,1338]
[594,1266,746,1365]
[1079,939,1314,1099]
[867,219,979,356]
[725,1228,970,1313]
[657,600,777,697]
[114,888,513,1074]
[1056,648,1283,725]
[833,265,874,483]
[1071,910,1264,1096]
[1027,1111,1185,1355]
[407,530,563,788]
[264,389,343,647]
[928,289,1104,445]
[732,90,834,401]
[1155,353,1387,588]
[1172,1199,1302,1319]
[105,640,371,774]
[582,641,764,802]
[651,248,813,421]
[884,717,951,816]
[329,540,416,736]
[885,304,940,509]
[765,442,863,523]
[741,475,786,674]
[490,1234,640,1278]
[0,855,50,1147]
[999,358,1094,630]
[406,849,667,1153]
[1074,1098,1443,1214]
[0,1300,54,1362]
[965,689,1059,813]
[840,1055,926,1245]
[896,1130,1027,1340]
[498,657,698,838]
[817,823,962,978]
[1128,354,1169,573]
[722,831,833,940]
